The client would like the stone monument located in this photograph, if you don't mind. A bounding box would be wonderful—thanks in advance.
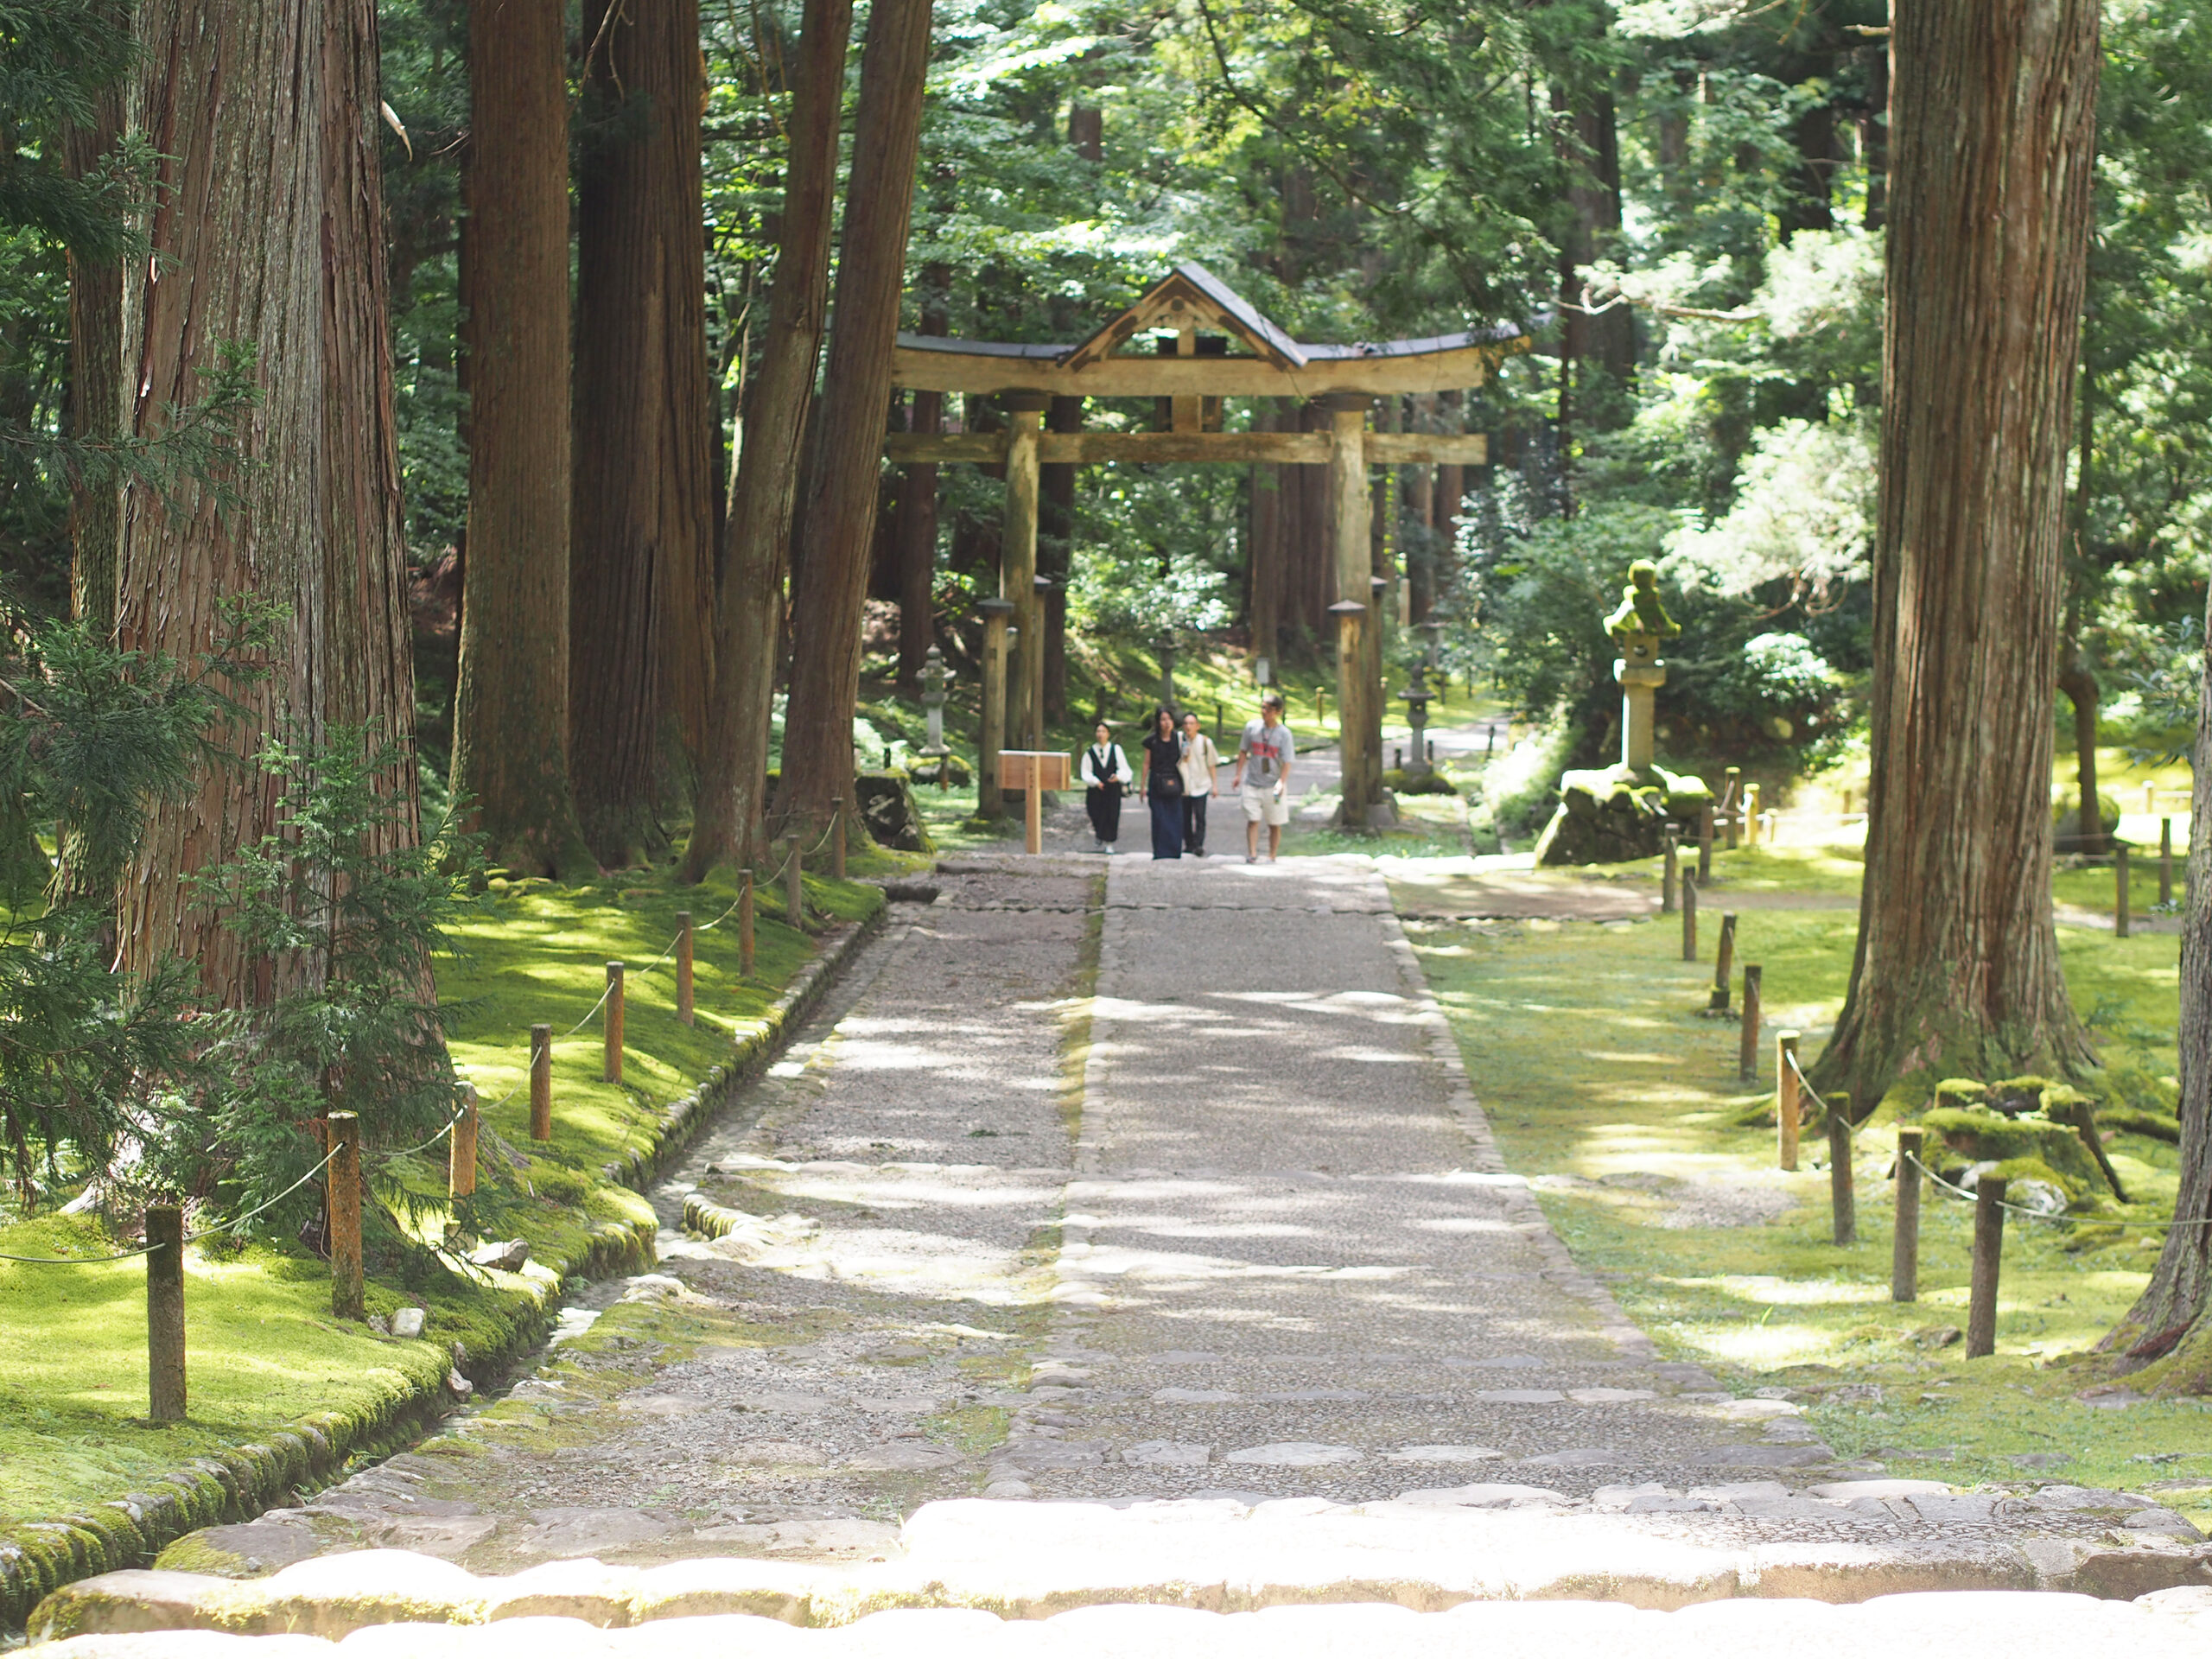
[1533,560,1713,866]
[918,645,950,791]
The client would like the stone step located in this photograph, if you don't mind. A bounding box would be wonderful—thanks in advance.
[29,1491,2212,1649]
[23,1584,2212,1659]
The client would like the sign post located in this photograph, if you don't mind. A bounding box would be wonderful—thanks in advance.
[1000,751,1071,855]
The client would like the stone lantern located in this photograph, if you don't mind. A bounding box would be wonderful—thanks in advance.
[1416,619,1445,672]
[1397,662,1435,784]
[919,644,951,791]
[1154,634,1179,709]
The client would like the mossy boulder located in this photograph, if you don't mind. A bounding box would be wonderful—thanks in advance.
[855,770,932,854]
[1533,764,1715,867]
[1987,1075,2055,1116]
[1381,766,1459,797]
[1922,1105,2098,1191]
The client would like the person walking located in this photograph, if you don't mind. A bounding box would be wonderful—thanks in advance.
[1079,721,1133,853]
[1139,706,1185,860]
[1231,691,1295,862]
[1177,709,1222,857]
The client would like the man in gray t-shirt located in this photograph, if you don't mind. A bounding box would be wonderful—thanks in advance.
[1231,692,1295,861]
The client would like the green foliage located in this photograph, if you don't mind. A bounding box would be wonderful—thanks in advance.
[168,727,485,1236]
[0,607,279,1206]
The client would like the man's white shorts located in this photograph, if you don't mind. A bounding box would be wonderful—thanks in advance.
[1241,782,1290,825]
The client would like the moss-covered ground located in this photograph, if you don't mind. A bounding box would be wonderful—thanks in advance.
[1403,843,2212,1523]
[0,855,892,1534]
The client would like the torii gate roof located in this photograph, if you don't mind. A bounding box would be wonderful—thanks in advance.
[892,263,1529,399]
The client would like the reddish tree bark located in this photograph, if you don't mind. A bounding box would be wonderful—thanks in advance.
[2107,592,2212,1385]
[683,0,855,880]
[116,0,419,1000]
[569,0,716,867]
[62,16,124,635]
[1815,0,2098,1103]
[450,0,591,877]
[776,0,935,835]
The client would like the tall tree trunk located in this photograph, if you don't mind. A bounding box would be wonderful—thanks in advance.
[2105,590,2212,1383]
[1813,0,2099,1104]
[116,0,419,1001]
[62,22,124,636]
[1041,393,1081,724]
[1860,43,1889,231]
[893,267,947,698]
[2058,645,2102,857]
[451,0,591,878]
[683,0,855,881]
[775,0,934,836]
[570,0,715,868]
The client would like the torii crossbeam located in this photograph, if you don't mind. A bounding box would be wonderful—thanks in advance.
[887,263,1529,825]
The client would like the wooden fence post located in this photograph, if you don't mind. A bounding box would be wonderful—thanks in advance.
[1724,768,1742,849]
[676,911,695,1025]
[830,798,847,880]
[1698,804,1714,882]
[785,835,804,928]
[2161,817,2174,908]
[2116,842,2131,938]
[740,869,756,978]
[1738,964,1761,1083]
[530,1024,552,1141]
[1828,1107,1855,1246]
[1709,912,1737,1011]
[1777,1030,1801,1172]
[1967,1176,2007,1357]
[1892,1126,1923,1303]
[328,1111,364,1321]
[1662,833,1677,914]
[146,1203,186,1423]
[603,962,625,1084]
[448,1084,479,1199]
[1681,874,1698,963]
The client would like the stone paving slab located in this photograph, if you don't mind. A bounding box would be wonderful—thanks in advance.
[30,1592,2212,1659]
[25,1522,2212,1646]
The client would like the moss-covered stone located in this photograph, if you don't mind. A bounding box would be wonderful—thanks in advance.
[1922,1106,2098,1190]
[1927,1077,1988,1114]
[1987,1075,2054,1116]
[2097,1104,2181,1143]
[1533,763,1714,867]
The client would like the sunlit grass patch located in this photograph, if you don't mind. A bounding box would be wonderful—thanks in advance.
[1408,898,2209,1487]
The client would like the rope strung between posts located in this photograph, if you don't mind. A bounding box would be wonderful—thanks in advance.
[1784,1051,2212,1231]
[3,810,851,1267]
[1783,1047,1839,1125]
[1904,1150,2212,1231]
[0,1145,342,1265]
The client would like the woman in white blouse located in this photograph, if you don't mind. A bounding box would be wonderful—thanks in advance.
[1079,721,1134,853]
[1176,709,1223,857]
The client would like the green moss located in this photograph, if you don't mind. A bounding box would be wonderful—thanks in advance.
[1920,1107,2099,1189]
[2,861,885,1622]
[2099,1105,2181,1143]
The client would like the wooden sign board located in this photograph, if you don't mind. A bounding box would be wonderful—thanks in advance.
[1000,751,1071,791]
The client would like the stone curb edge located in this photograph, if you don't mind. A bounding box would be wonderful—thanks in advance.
[1,897,888,1634]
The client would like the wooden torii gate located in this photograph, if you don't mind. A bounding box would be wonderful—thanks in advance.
[885,263,1528,825]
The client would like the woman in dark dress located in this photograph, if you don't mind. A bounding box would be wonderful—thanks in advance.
[1139,706,1185,860]
[1079,721,1131,852]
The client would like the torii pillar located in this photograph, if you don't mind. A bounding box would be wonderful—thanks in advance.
[1001,391,1050,756]
[1326,392,1380,825]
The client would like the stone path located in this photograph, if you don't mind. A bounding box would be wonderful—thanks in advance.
[26,857,2212,1651]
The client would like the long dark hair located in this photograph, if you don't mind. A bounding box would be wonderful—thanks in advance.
[1152,706,1176,740]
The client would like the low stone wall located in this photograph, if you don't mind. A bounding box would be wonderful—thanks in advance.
[0,901,885,1632]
